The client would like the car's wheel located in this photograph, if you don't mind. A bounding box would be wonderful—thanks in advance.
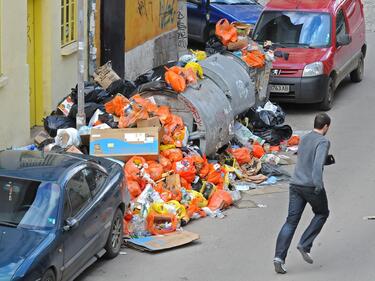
[41,269,55,281]
[350,54,364,82]
[103,208,123,259]
[319,77,335,111]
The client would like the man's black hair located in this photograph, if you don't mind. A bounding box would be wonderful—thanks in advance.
[314,113,331,129]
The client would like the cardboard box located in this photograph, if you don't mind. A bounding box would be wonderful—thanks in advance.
[57,95,74,116]
[66,146,83,154]
[93,62,121,90]
[34,130,53,146]
[137,117,164,140]
[166,174,181,191]
[90,127,160,161]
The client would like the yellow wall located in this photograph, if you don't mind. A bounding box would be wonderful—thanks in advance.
[0,0,87,149]
[125,0,178,51]
[0,0,30,149]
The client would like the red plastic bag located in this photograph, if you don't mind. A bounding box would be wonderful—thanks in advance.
[161,148,183,163]
[231,147,252,165]
[215,19,238,46]
[173,158,197,184]
[165,66,186,93]
[208,190,233,211]
[104,95,129,117]
[253,144,265,159]
[147,211,178,235]
[146,161,164,181]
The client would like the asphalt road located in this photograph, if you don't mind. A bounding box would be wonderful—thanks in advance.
[77,33,375,281]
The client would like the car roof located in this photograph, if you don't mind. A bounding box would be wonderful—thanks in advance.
[0,150,86,182]
[265,0,343,13]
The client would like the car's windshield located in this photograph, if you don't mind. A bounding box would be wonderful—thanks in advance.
[253,11,331,48]
[211,0,257,4]
[0,177,60,230]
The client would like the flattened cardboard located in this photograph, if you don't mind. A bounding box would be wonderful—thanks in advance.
[66,146,83,154]
[93,62,121,90]
[137,117,164,140]
[34,130,52,146]
[166,174,181,191]
[126,231,199,252]
[90,127,160,161]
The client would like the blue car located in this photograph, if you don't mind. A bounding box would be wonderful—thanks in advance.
[0,151,128,281]
[187,0,264,43]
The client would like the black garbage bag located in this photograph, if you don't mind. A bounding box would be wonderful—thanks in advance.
[70,82,106,104]
[43,115,76,137]
[253,125,293,146]
[106,79,136,98]
[98,112,118,128]
[205,36,226,56]
[69,103,104,124]
[134,62,177,86]
[261,163,290,178]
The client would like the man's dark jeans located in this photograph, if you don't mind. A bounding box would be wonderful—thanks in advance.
[275,185,330,261]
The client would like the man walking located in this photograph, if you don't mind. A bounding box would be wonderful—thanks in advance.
[273,113,332,274]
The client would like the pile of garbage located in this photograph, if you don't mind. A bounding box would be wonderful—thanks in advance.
[18,19,303,239]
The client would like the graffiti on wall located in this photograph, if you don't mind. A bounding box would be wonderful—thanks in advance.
[126,0,178,51]
[177,7,188,50]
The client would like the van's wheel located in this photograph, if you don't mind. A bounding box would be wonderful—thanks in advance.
[103,208,123,259]
[350,54,364,82]
[319,77,334,111]
[41,269,55,281]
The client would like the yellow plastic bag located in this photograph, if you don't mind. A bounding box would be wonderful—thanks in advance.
[185,62,204,79]
[190,50,207,61]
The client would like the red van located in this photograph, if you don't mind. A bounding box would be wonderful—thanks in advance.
[252,0,366,110]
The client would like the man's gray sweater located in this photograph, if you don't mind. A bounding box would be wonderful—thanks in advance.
[290,131,330,189]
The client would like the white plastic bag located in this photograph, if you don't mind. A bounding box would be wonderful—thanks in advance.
[55,128,81,148]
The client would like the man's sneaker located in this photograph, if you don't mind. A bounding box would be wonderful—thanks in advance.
[273,258,287,274]
[297,245,314,264]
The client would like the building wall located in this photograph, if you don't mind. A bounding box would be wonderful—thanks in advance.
[0,0,30,149]
[124,0,178,80]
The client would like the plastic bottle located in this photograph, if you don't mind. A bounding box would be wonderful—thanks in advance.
[234,121,265,146]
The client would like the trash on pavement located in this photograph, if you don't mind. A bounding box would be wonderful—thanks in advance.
[125,230,199,252]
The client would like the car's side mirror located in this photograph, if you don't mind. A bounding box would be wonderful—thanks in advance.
[63,218,79,232]
[337,34,352,47]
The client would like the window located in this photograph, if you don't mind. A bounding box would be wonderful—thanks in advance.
[61,0,77,47]
[82,168,108,197]
[66,170,91,217]
[336,10,347,39]
[253,11,331,47]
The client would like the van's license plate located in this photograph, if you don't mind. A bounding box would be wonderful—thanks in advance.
[270,85,290,93]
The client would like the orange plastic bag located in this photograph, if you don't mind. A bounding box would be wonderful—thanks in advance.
[215,19,238,46]
[118,107,149,128]
[161,148,184,163]
[180,177,192,190]
[242,50,266,68]
[173,158,197,184]
[104,95,129,117]
[132,94,158,113]
[231,147,252,165]
[155,106,172,125]
[165,66,186,93]
[147,211,178,235]
[124,156,146,184]
[253,144,265,159]
[182,67,198,85]
[159,155,172,172]
[208,190,233,211]
[146,161,164,181]
[127,180,142,199]
[206,163,224,186]
[287,135,300,146]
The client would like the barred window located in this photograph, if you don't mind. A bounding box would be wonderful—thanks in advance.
[61,0,77,47]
